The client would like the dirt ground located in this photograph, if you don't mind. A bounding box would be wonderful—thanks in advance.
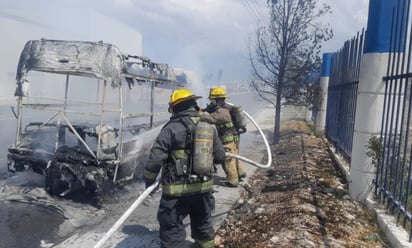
[215,120,390,248]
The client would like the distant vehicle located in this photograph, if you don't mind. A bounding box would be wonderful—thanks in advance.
[7,39,185,197]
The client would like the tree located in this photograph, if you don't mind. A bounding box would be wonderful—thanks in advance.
[249,0,332,144]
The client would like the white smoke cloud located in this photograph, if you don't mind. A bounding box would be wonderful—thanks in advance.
[0,0,370,88]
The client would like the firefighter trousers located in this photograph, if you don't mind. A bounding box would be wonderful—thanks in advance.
[157,192,215,248]
[223,141,245,186]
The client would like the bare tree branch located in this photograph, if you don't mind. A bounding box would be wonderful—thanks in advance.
[248,0,332,144]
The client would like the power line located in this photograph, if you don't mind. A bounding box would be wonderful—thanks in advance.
[240,0,263,26]
[241,0,270,28]
[249,0,270,26]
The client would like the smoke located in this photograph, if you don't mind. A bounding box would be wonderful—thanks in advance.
[126,125,163,180]
[173,68,209,107]
[0,105,18,180]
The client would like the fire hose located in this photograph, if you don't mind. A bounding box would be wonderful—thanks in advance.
[93,178,161,248]
[93,106,272,248]
[225,102,272,168]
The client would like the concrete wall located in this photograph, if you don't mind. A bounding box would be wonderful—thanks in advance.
[349,0,400,201]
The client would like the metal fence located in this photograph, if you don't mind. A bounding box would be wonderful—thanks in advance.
[374,0,412,240]
[325,30,364,162]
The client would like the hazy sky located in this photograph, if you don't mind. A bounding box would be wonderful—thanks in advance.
[0,0,369,84]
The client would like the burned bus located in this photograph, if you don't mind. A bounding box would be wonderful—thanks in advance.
[7,39,185,196]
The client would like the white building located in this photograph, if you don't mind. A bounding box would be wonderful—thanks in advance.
[0,6,142,101]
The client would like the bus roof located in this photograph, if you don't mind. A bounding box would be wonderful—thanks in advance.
[16,39,123,85]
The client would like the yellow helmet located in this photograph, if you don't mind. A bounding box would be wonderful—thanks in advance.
[168,88,201,112]
[209,87,228,99]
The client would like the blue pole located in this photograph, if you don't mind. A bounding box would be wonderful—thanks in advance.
[321,53,334,77]
[364,0,404,53]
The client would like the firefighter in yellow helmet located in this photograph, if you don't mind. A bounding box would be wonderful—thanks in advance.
[200,87,246,187]
[144,88,225,248]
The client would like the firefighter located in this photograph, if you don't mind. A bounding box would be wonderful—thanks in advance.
[201,87,246,187]
[144,88,225,248]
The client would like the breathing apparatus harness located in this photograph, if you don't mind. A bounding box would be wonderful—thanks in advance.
[205,102,236,144]
[170,115,214,183]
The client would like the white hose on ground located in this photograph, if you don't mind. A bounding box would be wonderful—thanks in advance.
[93,179,160,248]
[225,102,272,168]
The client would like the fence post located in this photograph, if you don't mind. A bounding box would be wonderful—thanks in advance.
[349,0,399,201]
[315,52,334,134]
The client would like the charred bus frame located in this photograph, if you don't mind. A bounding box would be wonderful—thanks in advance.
[7,39,184,196]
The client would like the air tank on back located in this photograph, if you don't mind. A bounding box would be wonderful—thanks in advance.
[192,121,214,177]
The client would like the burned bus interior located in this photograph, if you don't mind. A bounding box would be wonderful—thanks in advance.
[7,39,185,197]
